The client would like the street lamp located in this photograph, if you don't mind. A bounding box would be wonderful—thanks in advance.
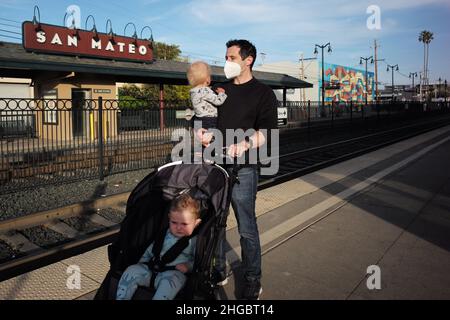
[438,77,442,99]
[409,72,418,100]
[360,56,373,105]
[445,79,448,104]
[314,43,332,117]
[386,64,399,101]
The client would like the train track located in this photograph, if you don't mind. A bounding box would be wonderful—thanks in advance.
[259,115,450,189]
[0,114,449,282]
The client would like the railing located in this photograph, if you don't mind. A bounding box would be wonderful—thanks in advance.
[0,98,190,193]
[1,98,449,193]
[278,100,450,127]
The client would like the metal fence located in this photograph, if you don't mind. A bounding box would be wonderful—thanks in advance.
[278,100,449,126]
[1,97,449,193]
[0,98,190,193]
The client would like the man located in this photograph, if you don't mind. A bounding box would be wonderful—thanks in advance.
[198,39,277,300]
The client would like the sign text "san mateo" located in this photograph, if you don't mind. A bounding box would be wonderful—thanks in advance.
[22,21,153,62]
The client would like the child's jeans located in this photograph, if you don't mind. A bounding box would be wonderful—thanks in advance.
[116,263,187,300]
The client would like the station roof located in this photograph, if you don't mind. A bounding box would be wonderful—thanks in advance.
[0,42,312,89]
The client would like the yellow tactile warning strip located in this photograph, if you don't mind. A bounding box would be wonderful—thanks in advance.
[0,260,99,300]
[0,125,449,299]
[60,246,110,284]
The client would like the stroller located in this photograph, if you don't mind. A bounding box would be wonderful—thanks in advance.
[94,161,236,300]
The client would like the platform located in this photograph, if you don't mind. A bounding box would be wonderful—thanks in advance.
[1,125,450,300]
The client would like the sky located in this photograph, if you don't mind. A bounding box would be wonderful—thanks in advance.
[0,0,449,87]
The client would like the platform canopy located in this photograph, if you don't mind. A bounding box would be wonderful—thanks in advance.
[0,42,312,89]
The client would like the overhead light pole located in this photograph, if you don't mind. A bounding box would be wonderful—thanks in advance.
[360,56,373,105]
[409,72,418,100]
[445,79,448,104]
[386,64,399,101]
[314,42,332,117]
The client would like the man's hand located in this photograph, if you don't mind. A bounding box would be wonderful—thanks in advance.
[175,263,189,274]
[195,128,213,147]
[227,140,250,158]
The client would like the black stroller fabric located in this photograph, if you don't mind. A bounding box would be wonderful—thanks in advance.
[94,162,232,300]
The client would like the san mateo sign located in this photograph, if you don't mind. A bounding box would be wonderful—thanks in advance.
[22,21,154,63]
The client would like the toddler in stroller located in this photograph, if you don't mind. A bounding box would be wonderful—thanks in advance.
[116,193,201,300]
[94,162,233,300]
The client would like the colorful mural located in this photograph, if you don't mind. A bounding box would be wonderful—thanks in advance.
[320,63,375,103]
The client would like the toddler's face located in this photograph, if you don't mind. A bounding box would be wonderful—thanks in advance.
[169,209,200,238]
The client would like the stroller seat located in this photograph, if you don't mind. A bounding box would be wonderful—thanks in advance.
[94,162,233,300]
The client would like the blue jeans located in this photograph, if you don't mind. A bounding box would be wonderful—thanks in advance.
[215,166,261,283]
[116,263,187,300]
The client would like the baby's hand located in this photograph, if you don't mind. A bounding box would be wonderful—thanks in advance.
[196,128,213,147]
[175,263,189,273]
[215,87,225,94]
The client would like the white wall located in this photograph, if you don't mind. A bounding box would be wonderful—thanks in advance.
[0,78,33,99]
[255,60,319,102]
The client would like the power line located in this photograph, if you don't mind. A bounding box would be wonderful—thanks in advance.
[181,51,223,61]
[0,34,22,40]
[397,70,411,78]
[0,22,21,29]
[0,28,22,35]
[0,17,21,24]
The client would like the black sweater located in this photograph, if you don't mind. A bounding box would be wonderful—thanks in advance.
[214,77,278,166]
[216,77,277,136]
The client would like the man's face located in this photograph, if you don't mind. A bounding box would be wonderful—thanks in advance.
[226,45,252,73]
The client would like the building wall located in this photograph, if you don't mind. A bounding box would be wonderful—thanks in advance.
[34,77,117,141]
[322,63,375,103]
[0,77,34,98]
[255,60,318,102]
[256,60,375,103]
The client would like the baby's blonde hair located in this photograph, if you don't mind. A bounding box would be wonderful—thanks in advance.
[170,193,201,219]
[187,61,211,87]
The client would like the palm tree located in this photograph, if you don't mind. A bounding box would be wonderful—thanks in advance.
[418,30,434,98]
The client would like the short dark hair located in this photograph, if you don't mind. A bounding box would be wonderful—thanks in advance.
[226,39,257,69]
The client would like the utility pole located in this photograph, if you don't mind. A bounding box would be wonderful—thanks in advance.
[300,52,305,102]
[260,52,267,66]
[372,40,385,102]
[419,72,423,102]
[360,56,373,105]
[386,64,399,101]
[409,72,418,100]
[374,40,379,102]
[314,42,332,117]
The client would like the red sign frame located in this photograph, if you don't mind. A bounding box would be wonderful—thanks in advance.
[22,21,154,63]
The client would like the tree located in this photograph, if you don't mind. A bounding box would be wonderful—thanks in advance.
[153,42,182,61]
[418,30,434,99]
[118,42,191,104]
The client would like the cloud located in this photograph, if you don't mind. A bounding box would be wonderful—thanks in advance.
[182,0,449,51]
[186,0,449,26]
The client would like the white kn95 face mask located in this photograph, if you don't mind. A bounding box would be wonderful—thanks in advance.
[224,61,242,79]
